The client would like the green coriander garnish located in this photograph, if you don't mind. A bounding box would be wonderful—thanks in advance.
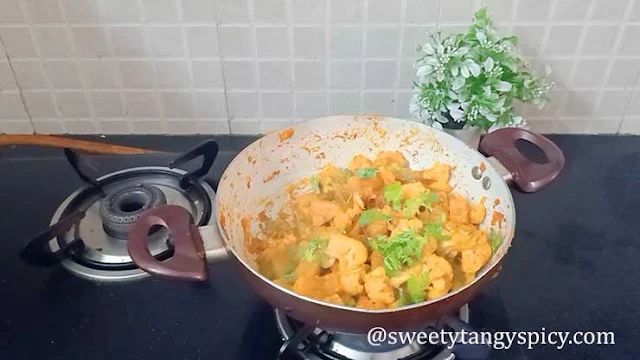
[423,222,450,241]
[489,229,503,253]
[355,167,378,179]
[369,229,425,275]
[310,175,321,193]
[404,192,439,217]
[384,182,403,211]
[406,271,430,304]
[303,237,328,262]
[358,209,392,227]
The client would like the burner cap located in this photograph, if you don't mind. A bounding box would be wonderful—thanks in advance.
[48,166,215,282]
[99,184,167,239]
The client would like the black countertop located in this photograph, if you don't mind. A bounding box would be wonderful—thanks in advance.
[1,135,639,360]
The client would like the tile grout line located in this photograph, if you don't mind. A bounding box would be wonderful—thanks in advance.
[392,0,407,118]
[135,0,166,134]
[609,0,638,133]
[97,0,132,133]
[358,0,369,114]
[6,54,640,62]
[534,0,561,128]
[56,0,99,134]
[435,0,442,29]
[0,34,34,133]
[3,20,640,28]
[566,0,596,132]
[324,0,330,116]
[584,0,635,133]
[211,0,232,135]
[247,0,262,133]
[509,0,520,38]
[176,0,197,133]
[16,0,66,133]
[286,0,296,121]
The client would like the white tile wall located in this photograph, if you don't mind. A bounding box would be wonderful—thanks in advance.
[1,0,640,134]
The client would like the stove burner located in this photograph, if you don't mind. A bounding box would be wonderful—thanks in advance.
[99,184,167,239]
[276,306,471,360]
[20,141,220,282]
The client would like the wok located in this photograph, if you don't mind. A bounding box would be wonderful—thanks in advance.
[127,115,564,332]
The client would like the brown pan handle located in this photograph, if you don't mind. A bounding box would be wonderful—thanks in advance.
[479,128,564,193]
[127,205,207,281]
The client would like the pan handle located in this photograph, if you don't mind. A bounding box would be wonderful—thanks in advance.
[479,128,564,192]
[127,205,208,281]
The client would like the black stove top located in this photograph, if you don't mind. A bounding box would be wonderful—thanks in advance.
[1,135,639,360]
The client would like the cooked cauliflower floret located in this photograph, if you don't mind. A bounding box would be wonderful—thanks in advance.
[325,233,368,270]
[364,267,396,305]
[469,197,487,225]
[401,182,427,199]
[373,151,409,167]
[293,273,341,299]
[449,194,470,224]
[339,269,364,296]
[423,254,454,300]
[460,232,492,276]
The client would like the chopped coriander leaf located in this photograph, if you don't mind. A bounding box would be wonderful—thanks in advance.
[423,222,450,241]
[303,237,328,262]
[406,271,430,304]
[384,182,403,211]
[404,192,439,217]
[355,167,378,179]
[310,175,321,193]
[489,229,503,253]
[369,229,425,275]
[359,209,392,226]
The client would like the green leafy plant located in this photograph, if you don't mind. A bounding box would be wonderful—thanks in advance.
[410,7,552,131]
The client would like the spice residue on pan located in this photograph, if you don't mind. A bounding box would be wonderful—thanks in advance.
[493,198,501,207]
[263,170,281,183]
[400,128,420,146]
[219,211,227,231]
[491,211,505,227]
[279,128,295,142]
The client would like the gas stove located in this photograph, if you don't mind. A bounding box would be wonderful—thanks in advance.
[20,141,219,282]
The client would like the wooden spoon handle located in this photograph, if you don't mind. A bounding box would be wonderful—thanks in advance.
[0,135,159,154]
